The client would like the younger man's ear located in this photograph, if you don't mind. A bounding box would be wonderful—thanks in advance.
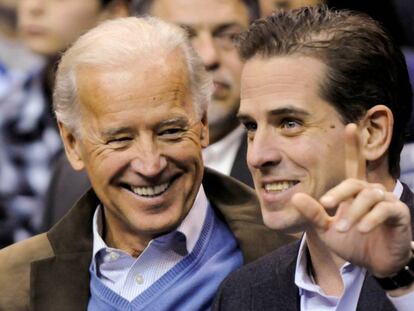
[360,105,393,162]
[58,122,85,171]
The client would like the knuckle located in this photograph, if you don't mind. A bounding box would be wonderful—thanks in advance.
[370,183,386,191]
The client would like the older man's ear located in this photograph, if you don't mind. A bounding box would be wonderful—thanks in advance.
[200,112,209,148]
[360,105,393,169]
[58,121,85,171]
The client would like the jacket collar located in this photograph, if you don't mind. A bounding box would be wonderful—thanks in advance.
[31,190,99,310]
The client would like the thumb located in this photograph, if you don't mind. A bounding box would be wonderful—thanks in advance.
[291,193,330,231]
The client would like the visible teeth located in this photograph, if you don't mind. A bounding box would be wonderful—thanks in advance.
[131,182,169,197]
[265,181,296,192]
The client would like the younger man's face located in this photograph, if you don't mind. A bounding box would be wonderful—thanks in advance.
[239,55,348,233]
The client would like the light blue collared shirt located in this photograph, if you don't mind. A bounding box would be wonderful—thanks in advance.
[90,185,209,302]
[295,180,414,311]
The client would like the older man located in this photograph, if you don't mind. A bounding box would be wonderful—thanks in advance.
[43,0,260,229]
[0,17,293,310]
[215,6,414,310]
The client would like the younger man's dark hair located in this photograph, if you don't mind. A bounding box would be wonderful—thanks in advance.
[237,5,412,177]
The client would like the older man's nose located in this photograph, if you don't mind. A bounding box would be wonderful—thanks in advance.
[130,143,168,178]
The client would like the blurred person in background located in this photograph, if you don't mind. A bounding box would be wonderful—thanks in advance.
[43,0,261,229]
[0,0,129,248]
[259,0,322,17]
[0,0,43,247]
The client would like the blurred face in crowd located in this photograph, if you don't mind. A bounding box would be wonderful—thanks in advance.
[61,50,208,249]
[0,0,16,9]
[18,0,124,56]
[239,55,347,233]
[151,0,250,143]
[0,0,18,37]
[259,0,321,17]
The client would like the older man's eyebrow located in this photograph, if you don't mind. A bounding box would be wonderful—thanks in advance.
[101,127,134,137]
[158,117,190,128]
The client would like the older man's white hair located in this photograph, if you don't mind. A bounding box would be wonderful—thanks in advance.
[53,16,212,134]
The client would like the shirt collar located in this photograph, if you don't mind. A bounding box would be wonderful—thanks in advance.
[202,125,244,174]
[204,125,244,155]
[92,184,209,259]
[394,179,403,199]
[294,179,404,293]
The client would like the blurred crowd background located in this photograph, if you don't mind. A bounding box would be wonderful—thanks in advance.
[0,0,413,248]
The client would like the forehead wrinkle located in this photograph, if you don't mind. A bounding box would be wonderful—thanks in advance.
[77,50,192,116]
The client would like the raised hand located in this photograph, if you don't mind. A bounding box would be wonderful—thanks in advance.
[290,123,412,278]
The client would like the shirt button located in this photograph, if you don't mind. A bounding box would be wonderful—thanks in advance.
[109,252,119,261]
[135,274,144,285]
[104,251,120,262]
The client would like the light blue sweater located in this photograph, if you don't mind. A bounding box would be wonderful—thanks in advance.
[88,205,243,311]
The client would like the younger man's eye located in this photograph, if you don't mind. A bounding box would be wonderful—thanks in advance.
[280,118,303,133]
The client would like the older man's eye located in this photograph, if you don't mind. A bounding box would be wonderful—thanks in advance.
[159,128,185,137]
[107,137,132,144]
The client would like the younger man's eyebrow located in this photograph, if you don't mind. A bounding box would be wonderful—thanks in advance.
[268,107,310,117]
[237,106,310,121]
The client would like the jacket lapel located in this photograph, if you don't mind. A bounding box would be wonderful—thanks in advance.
[356,274,396,311]
[252,243,300,311]
[31,252,92,310]
[31,190,98,310]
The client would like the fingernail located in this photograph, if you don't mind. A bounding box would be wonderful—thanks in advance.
[336,219,349,232]
[358,221,371,233]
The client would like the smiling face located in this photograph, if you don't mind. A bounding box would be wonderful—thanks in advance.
[151,0,250,143]
[61,51,208,247]
[18,0,103,56]
[239,55,348,233]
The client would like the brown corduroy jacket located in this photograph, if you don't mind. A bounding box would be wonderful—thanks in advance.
[0,168,296,311]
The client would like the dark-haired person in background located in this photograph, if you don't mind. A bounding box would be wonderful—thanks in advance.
[215,6,414,310]
[258,0,321,17]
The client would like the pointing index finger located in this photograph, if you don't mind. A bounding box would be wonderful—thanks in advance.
[345,123,366,180]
